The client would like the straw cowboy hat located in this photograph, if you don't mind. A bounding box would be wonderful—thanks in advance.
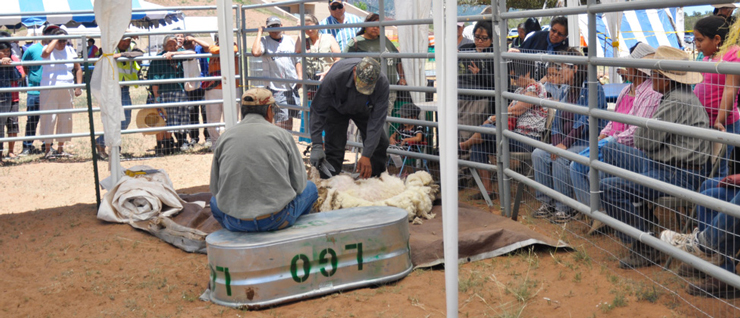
[642,46,703,85]
[712,3,740,9]
[136,108,167,135]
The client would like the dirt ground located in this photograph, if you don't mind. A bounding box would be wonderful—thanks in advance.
[2,147,737,317]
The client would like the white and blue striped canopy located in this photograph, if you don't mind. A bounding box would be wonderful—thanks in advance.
[0,0,178,28]
[580,9,683,58]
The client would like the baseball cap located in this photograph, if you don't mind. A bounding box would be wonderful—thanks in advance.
[354,57,381,95]
[242,88,276,106]
[266,16,281,28]
[627,42,655,75]
[329,0,343,4]
[712,3,740,9]
[457,22,465,27]
[42,24,60,35]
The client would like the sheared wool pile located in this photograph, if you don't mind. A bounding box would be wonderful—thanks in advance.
[312,170,439,223]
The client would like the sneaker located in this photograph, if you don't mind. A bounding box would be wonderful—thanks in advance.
[57,151,74,158]
[203,139,212,149]
[549,210,575,224]
[19,148,31,156]
[180,141,190,152]
[687,277,740,298]
[44,149,58,159]
[532,204,555,219]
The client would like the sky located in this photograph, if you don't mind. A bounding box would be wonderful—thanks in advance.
[684,5,714,15]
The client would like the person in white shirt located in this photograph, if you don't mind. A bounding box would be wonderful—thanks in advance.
[251,16,300,131]
[39,28,82,158]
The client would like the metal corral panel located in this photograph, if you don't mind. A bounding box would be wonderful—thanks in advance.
[205,206,412,309]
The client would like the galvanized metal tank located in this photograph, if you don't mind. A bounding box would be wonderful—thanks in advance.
[205,206,412,309]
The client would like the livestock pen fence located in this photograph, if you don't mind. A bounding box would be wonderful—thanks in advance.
[1,0,740,316]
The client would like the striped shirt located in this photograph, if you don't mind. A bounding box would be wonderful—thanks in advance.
[320,13,363,52]
[601,80,662,147]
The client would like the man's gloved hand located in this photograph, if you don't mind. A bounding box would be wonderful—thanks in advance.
[310,145,325,168]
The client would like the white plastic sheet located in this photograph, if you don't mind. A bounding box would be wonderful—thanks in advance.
[91,0,132,185]
[396,1,432,104]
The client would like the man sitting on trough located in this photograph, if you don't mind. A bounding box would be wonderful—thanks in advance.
[209,88,318,232]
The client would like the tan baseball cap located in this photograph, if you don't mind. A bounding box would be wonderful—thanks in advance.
[242,88,275,106]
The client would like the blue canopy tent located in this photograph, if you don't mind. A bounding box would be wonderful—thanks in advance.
[0,0,181,29]
[579,9,684,58]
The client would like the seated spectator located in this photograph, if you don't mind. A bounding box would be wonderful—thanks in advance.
[514,16,569,54]
[460,60,548,200]
[251,16,300,131]
[600,46,711,269]
[569,42,661,216]
[148,35,195,152]
[661,174,740,298]
[457,20,495,143]
[0,39,22,160]
[390,103,423,146]
[532,47,607,223]
[39,28,82,158]
[210,88,318,232]
[693,16,740,178]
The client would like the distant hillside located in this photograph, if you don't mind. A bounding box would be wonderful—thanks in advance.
[684,10,712,31]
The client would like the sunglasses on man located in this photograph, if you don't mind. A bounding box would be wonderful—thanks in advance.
[330,3,344,10]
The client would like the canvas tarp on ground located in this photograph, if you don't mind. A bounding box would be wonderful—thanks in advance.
[132,194,569,265]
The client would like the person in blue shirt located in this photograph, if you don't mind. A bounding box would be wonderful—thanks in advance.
[182,35,212,147]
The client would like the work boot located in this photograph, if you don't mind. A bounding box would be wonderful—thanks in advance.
[532,204,555,219]
[687,276,740,298]
[619,241,662,269]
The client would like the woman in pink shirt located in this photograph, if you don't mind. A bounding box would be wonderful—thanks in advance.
[693,16,740,177]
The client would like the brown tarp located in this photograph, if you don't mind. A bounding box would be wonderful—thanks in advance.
[131,194,568,266]
[409,204,569,268]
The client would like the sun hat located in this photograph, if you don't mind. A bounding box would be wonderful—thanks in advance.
[712,3,740,9]
[242,88,276,106]
[136,108,167,135]
[354,57,381,95]
[627,42,656,75]
[266,16,281,28]
[641,46,703,85]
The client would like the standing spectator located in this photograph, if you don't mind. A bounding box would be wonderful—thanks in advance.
[182,35,211,147]
[600,46,710,269]
[87,38,100,58]
[0,39,22,160]
[295,13,341,143]
[20,24,57,156]
[202,34,238,150]
[515,16,569,54]
[457,22,474,48]
[510,23,526,48]
[251,16,300,131]
[346,13,407,112]
[39,28,83,158]
[148,35,195,152]
[531,47,607,223]
[95,35,141,159]
[319,0,363,52]
[693,16,740,178]
[713,3,738,24]
[463,6,492,42]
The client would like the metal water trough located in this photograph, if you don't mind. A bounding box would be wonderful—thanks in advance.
[204,206,413,309]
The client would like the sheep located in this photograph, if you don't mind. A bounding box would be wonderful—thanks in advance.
[310,169,439,222]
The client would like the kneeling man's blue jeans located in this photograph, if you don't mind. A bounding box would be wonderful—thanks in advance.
[210,181,319,232]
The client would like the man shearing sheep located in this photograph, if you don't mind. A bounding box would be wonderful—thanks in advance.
[309,57,390,179]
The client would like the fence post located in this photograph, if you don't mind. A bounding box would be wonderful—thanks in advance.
[587,0,600,221]
[217,0,238,129]
[82,35,102,209]
[299,1,309,140]
[493,0,511,218]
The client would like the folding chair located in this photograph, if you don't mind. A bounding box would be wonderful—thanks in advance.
[393,141,429,177]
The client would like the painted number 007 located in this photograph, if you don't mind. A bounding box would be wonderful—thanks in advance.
[290,243,363,283]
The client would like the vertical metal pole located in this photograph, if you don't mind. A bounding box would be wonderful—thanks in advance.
[235,5,244,99]
[433,0,459,316]
[493,0,510,217]
[217,0,238,129]
[241,6,249,92]
[82,35,102,208]
[587,0,600,218]
[299,1,309,139]
[378,0,386,79]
